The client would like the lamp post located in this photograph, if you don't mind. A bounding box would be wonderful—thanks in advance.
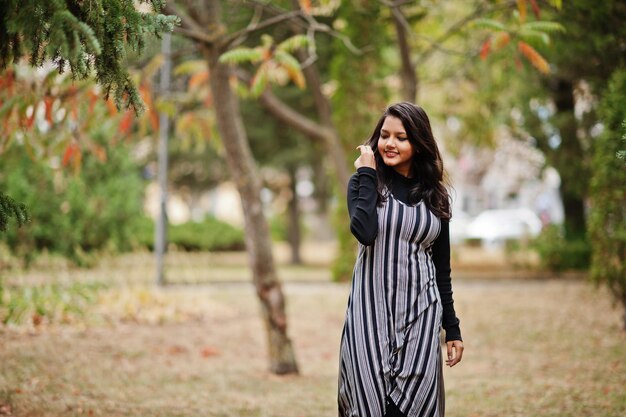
[155,32,171,286]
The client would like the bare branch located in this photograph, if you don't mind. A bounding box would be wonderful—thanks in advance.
[260,89,334,143]
[235,0,362,56]
[173,27,218,44]
[416,0,516,64]
[163,3,206,36]
[223,10,304,48]
[163,2,219,45]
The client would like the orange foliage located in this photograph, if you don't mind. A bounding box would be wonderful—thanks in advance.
[494,32,511,50]
[518,41,549,74]
[90,143,108,163]
[189,70,209,89]
[43,96,54,123]
[299,0,312,14]
[105,99,118,115]
[62,142,80,167]
[480,39,491,60]
[139,85,159,131]
[25,105,36,129]
[118,110,134,134]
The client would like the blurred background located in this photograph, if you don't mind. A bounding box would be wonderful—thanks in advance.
[1,1,625,416]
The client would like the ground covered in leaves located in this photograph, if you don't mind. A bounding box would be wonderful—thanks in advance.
[1,249,625,416]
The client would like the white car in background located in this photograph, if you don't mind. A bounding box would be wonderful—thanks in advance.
[464,208,543,248]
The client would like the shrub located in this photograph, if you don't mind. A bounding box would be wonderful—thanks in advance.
[532,224,591,271]
[135,216,245,252]
[0,139,144,267]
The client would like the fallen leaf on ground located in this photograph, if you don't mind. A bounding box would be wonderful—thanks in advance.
[200,346,220,358]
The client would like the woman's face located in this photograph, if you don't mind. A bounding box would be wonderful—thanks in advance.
[377,116,415,177]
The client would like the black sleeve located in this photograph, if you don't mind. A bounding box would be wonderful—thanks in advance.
[347,167,378,246]
[432,220,462,342]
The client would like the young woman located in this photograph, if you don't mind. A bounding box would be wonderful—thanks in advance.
[338,102,464,417]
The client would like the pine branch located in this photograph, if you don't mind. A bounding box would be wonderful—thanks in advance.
[0,191,30,232]
[0,0,179,113]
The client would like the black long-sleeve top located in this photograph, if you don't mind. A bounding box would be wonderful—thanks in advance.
[347,166,462,342]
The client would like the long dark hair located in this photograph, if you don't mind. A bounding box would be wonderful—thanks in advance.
[366,102,451,220]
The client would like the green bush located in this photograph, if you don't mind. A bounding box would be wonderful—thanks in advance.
[588,69,626,321]
[0,139,144,266]
[136,216,245,252]
[532,224,591,271]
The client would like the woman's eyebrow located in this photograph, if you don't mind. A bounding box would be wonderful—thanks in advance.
[380,128,407,135]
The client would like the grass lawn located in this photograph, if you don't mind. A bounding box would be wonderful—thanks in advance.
[1,250,625,416]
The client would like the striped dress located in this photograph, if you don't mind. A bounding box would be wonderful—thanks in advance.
[338,185,445,417]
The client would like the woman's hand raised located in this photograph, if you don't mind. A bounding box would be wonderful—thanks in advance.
[354,145,376,170]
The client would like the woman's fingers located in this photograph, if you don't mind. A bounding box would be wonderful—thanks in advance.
[446,340,464,367]
[354,145,376,169]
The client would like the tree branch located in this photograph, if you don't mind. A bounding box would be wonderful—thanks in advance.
[258,88,334,143]
[163,2,219,45]
[223,10,304,49]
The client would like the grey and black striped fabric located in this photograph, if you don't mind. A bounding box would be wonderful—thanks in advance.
[338,191,445,417]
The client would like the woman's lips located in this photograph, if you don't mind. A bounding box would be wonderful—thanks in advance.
[384,151,398,157]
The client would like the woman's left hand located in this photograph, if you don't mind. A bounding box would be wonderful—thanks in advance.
[445,340,464,367]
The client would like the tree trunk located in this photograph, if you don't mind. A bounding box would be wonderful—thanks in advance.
[199,0,297,373]
[287,165,302,265]
[622,292,626,332]
[391,5,418,102]
[550,78,588,239]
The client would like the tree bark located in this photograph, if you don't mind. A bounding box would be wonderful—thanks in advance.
[258,88,350,193]
[196,0,298,375]
[287,165,302,265]
[550,78,588,239]
[622,292,626,332]
[391,5,418,102]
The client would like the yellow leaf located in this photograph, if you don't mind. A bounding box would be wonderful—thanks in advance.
[517,0,527,23]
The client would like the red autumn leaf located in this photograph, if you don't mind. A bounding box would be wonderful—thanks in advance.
[139,85,159,131]
[23,103,38,129]
[189,70,209,89]
[529,0,541,18]
[44,96,54,123]
[32,313,43,327]
[200,346,220,358]
[118,110,134,134]
[167,345,188,355]
[62,143,79,167]
[480,39,491,60]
